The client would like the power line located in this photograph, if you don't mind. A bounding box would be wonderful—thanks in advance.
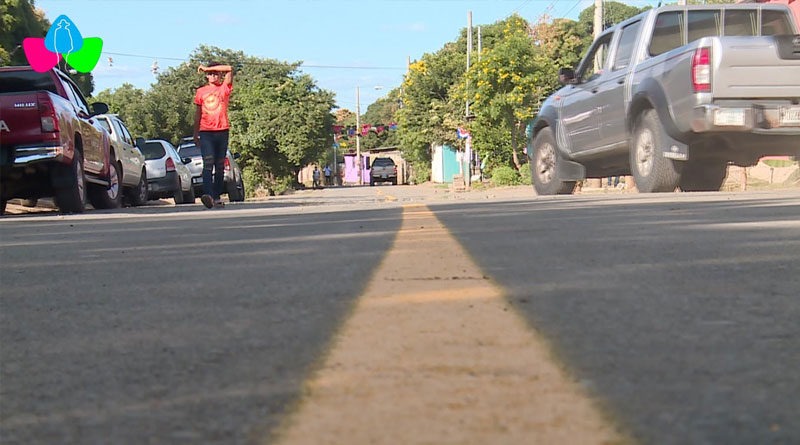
[101,51,404,70]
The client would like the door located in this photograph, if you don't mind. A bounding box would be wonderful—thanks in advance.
[595,20,642,148]
[560,32,613,153]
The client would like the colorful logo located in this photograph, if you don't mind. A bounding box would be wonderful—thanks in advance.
[23,15,103,73]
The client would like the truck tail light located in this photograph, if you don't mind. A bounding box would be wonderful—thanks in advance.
[165,157,176,172]
[224,157,231,172]
[692,47,711,92]
[38,96,60,133]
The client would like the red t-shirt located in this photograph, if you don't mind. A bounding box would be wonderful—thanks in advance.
[194,82,232,131]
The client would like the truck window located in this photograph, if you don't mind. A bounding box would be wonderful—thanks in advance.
[725,10,757,36]
[613,21,642,71]
[762,10,794,35]
[688,10,721,43]
[579,33,613,82]
[650,11,685,56]
[0,71,58,94]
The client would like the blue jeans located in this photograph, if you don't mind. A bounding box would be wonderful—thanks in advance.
[198,130,228,199]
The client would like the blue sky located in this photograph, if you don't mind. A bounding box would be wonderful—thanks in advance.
[36,0,655,111]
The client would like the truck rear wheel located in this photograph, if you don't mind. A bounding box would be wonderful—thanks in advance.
[679,159,728,192]
[630,110,682,193]
[54,150,86,213]
[88,158,122,209]
[531,127,576,195]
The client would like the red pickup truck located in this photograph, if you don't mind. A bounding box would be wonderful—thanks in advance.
[1,66,120,214]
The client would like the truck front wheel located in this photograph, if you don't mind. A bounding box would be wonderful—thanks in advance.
[630,110,682,193]
[531,127,576,195]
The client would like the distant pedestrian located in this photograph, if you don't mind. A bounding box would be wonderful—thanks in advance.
[194,61,233,209]
[312,166,321,188]
[323,165,332,186]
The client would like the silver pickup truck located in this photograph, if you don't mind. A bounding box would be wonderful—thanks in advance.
[528,4,800,194]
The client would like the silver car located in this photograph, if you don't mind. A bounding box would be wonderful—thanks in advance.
[139,139,195,204]
[176,137,245,202]
[93,114,149,206]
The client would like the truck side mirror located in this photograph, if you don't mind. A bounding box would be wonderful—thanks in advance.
[135,137,146,148]
[558,68,576,85]
[90,102,109,116]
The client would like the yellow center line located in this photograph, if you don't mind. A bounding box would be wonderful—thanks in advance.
[271,204,625,444]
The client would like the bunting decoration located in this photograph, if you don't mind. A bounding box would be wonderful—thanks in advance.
[457,126,470,139]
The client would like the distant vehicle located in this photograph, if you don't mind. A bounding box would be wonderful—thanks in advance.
[95,114,148,206]
[369,157,398,186]
[529,3,800,195]
[0,66,115,214]
[175,137,245,201]
[139,138,195,204]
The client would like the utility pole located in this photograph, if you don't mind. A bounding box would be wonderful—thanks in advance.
[356,86,362,185]
[594,0,604,75]
[466,11,472,119]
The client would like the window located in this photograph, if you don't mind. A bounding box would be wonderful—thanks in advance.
[96,117,112,133]
[613,21,642,71]
[650,11,685,56]
[61,77,89,115]
[688,10,721,44]
[579,33,613,82]
[725,10,757,36]
[177,145,202,158]
[141,142,166,160]
[0,71,58,94]
[118,120,134,145]
[762,10,793,36]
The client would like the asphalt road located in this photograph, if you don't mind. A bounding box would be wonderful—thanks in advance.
[1,186,799,444]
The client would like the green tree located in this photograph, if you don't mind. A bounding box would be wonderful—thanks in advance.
[397,40,466,181]
[0,0,48,65]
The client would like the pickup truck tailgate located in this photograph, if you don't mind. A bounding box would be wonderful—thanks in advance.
[712,36,800,98]
[0,93,44,148]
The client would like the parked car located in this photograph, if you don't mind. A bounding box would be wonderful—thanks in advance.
[175,137,245,201]
[528,3,800,195]
[138,138,195,204]
[369,157,398,185]
[95,114,148,206]
[0,66,115,214]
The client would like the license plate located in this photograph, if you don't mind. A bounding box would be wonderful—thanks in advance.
[779,106,800,126]
[714,109,745,126]
[192,177,202,184]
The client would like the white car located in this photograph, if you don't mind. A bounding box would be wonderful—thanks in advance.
[138,139,195,204]
[95,114,148,206]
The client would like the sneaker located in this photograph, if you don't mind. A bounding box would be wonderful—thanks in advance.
[200,194,214,209]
